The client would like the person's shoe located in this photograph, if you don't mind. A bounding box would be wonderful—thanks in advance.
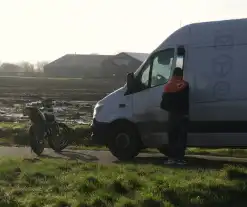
[164,158,176,165]
[175,159,187,165]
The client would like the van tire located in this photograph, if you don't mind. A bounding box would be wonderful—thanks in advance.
[158,145,170,157]
[107,122,141,161]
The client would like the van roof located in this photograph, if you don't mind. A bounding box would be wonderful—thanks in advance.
[155,18,247,52]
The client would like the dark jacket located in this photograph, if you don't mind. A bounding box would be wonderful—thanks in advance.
[160,76,189,114]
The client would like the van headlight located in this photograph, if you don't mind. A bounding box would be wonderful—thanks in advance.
[93,103,104,118]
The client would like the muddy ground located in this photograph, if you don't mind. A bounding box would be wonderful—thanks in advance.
[0,76,125,124]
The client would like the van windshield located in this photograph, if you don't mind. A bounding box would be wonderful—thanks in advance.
[134,60,148,78]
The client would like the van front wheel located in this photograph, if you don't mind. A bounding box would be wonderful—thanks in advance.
[107,122,141,161]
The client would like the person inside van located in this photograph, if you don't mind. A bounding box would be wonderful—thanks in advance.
[160,67,189,165]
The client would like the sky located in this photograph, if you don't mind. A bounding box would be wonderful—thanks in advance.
[0,0,247,63]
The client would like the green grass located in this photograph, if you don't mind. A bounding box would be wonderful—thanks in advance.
[0,122,90,130]
[2,122,247,159]
[187,148,247,158]
[0,122,92,146]
[0,122,91,130]
[0,122,27,129]
[0,157,247,206]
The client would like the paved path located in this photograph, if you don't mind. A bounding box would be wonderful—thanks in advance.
[1,146,247,169]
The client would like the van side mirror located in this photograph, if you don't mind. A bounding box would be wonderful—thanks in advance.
[126,72,135,93]
[127,72,134,87]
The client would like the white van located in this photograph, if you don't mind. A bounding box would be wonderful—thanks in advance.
[91,18,247,160]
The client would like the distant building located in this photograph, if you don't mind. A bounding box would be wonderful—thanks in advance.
[43,54,111,77]
[0,63,27,76]
[0,63,25,73]
[43,52,149,78]
[102,52,149,78]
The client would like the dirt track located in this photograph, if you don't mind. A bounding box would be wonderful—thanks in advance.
[2,146,247,168]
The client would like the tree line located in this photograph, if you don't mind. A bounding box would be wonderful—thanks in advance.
[0,61,49,73]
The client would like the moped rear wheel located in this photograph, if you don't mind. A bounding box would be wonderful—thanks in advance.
[48,123,71,152]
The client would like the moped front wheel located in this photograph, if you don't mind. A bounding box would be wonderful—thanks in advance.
[29,125,45,156]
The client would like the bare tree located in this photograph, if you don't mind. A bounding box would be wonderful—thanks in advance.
[36,61,49,72]
[19,61,34,72]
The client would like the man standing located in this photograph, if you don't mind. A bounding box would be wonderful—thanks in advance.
[160,67,189,165]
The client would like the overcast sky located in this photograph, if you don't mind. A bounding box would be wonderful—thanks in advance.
[0,0,246,63]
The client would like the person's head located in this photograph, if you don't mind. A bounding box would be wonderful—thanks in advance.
[172,67,183,78]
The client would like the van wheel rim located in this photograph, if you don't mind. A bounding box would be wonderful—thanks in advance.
[115,133,130,148]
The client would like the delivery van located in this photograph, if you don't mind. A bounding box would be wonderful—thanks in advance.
[91,18,247,160]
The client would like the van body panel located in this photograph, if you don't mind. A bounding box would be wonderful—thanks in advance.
[157,18,247,52]
[133,85,168,133]
[189,19,247,47]
[154,25,191,53]
[92,18,247,149]
[188,44,247,121]
[190,101,247,121]
[93,86,133,123]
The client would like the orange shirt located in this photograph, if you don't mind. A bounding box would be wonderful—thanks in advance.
[164,76,188,93]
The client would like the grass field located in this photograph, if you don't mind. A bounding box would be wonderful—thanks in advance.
[1,75,247,206]
[0,122,92,147]
[1,157,247,207]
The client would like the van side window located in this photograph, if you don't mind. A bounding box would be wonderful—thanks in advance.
[150,49,174,87]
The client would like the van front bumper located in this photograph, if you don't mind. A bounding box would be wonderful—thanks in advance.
[90,119,109,145]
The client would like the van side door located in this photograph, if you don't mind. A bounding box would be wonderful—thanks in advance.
[143,46,187,147]
[132,48,176,141]
[144,49,175,134]
[131,60,152,124]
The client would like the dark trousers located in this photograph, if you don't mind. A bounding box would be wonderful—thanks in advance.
[168,112,188,160]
